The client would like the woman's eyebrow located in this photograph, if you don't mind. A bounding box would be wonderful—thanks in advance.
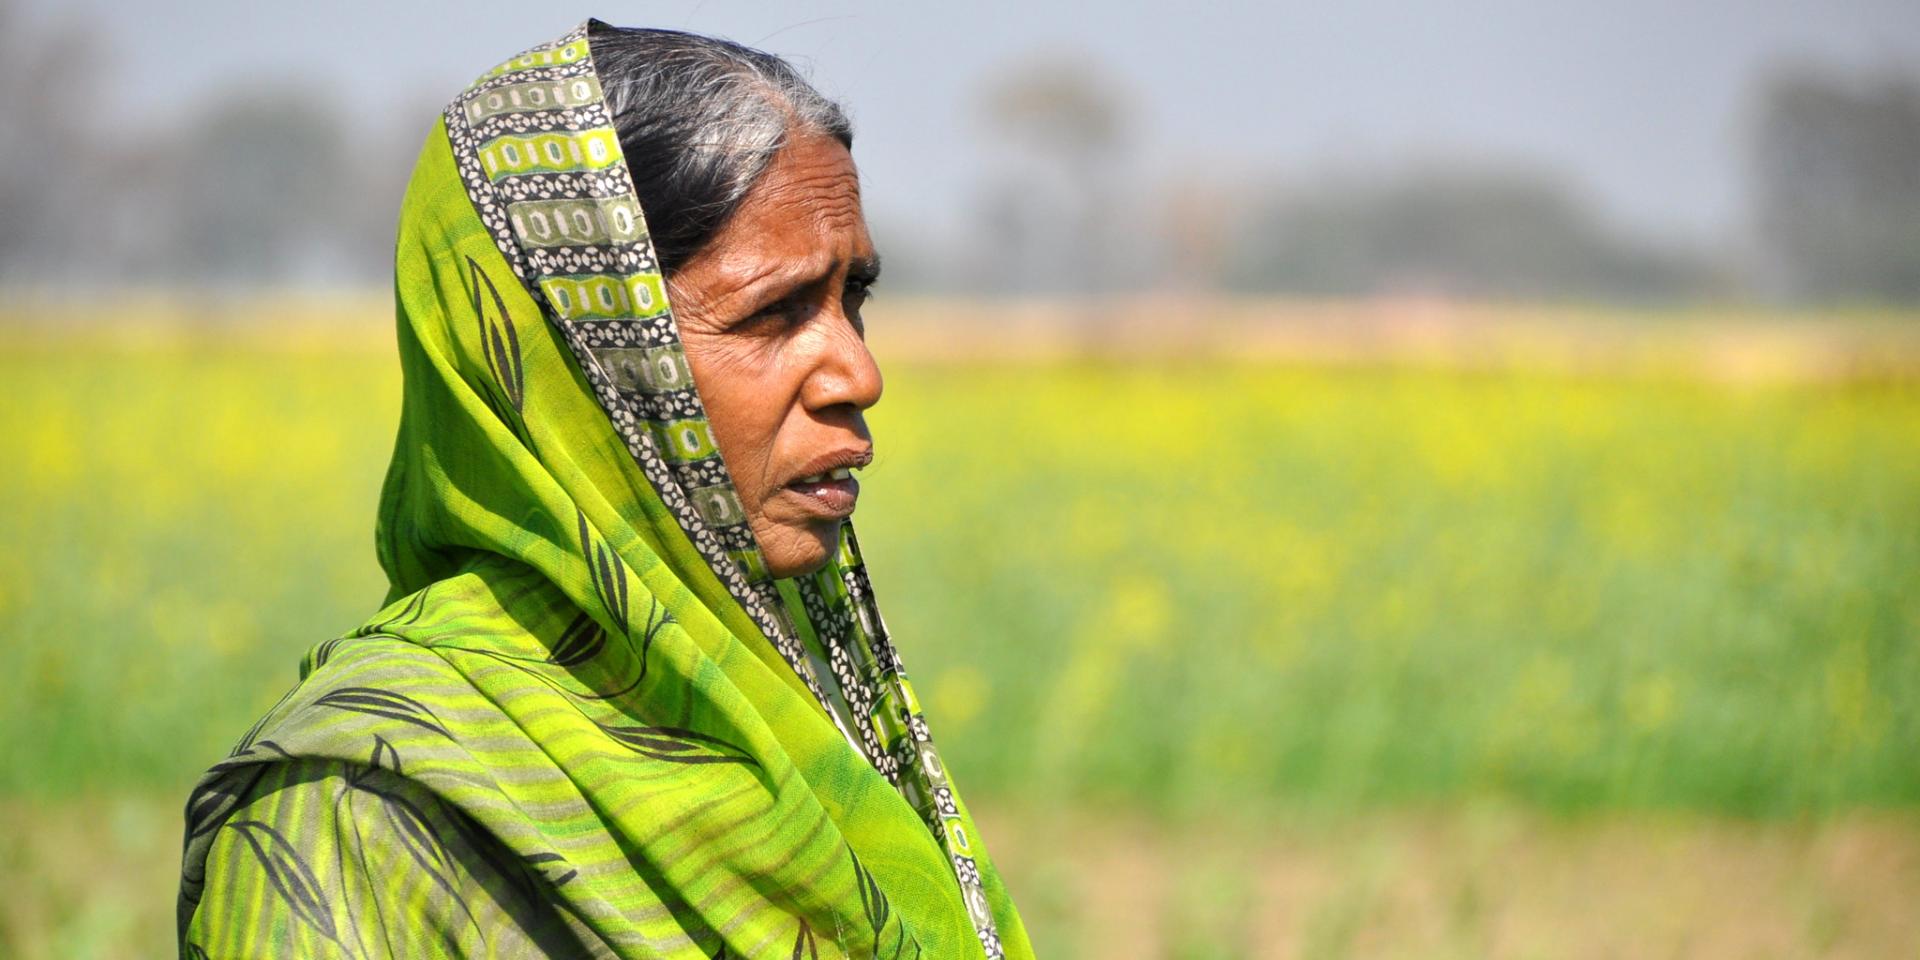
[741,252,881,308]
[720,257,823,314]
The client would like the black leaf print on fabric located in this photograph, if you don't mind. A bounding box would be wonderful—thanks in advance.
[228,685,300,757]
[231,712,271,758]
[791,919,820,960]
[185,765,269,844]
[346,777,454,879]
[578,510,630,632]
[313,687,453,739]
[356,586,432,641]
[469,255,526,413]
[545,610,607,667]
[250,740,294,761]
[523,850,578,887]
[204,741,294,787]
[335,768,488,948]
[310,636,345,670]
[227,820,342,944]
[467,255,535,453]
[436,802,591,951]
[594,722,758,767]
[638,595,673,647]
[564,511,682,700]
[368,735,402,776]
[850,847,891,939]
[445,805,545,906]
[571,597,672,702]
[890,926,920,960]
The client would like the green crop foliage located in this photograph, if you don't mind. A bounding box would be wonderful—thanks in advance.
[3,329,1916,817]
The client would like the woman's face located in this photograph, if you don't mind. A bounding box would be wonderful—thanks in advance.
[668,131,883,578]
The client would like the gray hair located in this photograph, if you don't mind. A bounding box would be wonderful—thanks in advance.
[591,25,854,274]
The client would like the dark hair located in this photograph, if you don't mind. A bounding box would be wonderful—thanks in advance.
[591,25,853,275]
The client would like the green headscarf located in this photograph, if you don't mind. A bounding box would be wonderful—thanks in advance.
[176,21,1030,959]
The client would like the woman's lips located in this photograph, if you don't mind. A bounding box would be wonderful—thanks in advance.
[781,467,859,518]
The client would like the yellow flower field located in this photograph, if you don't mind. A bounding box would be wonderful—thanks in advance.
[2,298,1917,957]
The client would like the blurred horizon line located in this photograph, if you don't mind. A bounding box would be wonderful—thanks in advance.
[7,290,1917,385]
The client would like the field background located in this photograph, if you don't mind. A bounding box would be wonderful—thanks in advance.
[3,297,1918,958]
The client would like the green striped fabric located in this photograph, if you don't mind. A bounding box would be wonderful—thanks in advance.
[176,21,1030,959]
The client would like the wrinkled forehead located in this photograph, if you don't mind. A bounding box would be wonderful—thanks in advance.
[686,133,873,287]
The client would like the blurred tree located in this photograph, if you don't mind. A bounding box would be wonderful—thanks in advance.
[160,91,358,284]
[1751,66,1920,304]
[0,0,426,294]
[0,1,102,283]
[973,54,1134,297]
[1225,167,1714,302]
[1154,176,1236,294]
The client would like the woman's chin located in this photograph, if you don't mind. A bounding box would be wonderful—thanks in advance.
[758,519,843,579]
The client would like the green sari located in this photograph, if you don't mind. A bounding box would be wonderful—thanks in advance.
[176,21,1031,959]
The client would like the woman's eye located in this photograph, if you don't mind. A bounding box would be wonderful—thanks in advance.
[843,278,875,335]
[742,299,804,332]
[844,276,875,324]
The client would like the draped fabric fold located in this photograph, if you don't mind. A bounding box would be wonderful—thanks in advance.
[176,21,1029,959]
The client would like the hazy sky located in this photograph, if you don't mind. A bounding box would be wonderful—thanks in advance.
[23,0,1920,245]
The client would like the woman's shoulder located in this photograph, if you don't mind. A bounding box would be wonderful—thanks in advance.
[179,628,500,860]
[271,569,565,747]
[179,615,593,956]
[183,571,609,847]
[195,565,624,801]
[229,628,481,758]
[180,756,588,959]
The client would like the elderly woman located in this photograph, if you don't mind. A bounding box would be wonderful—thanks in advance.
[176,21,1030,960]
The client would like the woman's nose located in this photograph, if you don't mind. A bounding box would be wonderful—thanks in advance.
[802,311,884,414]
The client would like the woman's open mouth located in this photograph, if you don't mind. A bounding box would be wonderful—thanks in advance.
[783,466,860,518]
